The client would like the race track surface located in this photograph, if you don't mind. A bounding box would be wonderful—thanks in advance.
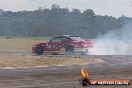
[0,55,132,88]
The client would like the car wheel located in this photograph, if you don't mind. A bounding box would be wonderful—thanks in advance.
[36,45,44,55]
[66,45,74,55]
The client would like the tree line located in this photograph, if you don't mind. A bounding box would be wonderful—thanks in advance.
[0,4,131,38]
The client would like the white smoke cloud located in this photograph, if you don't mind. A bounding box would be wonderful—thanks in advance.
[90,24,132,55]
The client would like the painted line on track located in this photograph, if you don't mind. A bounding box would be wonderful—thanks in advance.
[1,61,130,70]
[0,65,71,69]
[0,58,104,70]
[0,64,86,70]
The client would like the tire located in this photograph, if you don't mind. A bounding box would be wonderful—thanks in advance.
[36,45,44,55]
[65,45,74,55]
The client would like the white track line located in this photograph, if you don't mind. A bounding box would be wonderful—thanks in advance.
[2,67,15,69]
[1,66,49,69]
[1,61,130,70]
[0,63,98,69]
[0,58,104,69]
[0,64,79,69]
[0,65,63,69]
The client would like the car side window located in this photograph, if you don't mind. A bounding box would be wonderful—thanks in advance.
[61,37,70,42]
[49,37,62,42]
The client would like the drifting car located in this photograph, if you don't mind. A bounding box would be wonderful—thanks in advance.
[32,35,93,55]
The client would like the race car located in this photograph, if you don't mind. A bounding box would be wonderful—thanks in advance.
[32,35,93,55]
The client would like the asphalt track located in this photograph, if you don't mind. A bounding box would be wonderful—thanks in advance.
[0,51,132,88]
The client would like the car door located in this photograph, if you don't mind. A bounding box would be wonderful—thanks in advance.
[46,37,64,53]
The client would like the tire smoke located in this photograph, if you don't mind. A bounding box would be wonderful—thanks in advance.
[90,24,132,55]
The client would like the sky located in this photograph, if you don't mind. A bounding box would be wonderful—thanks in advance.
[0,0,132,18]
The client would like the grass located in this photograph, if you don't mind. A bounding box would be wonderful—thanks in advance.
[12,37,51,40]
[0,37,49,50]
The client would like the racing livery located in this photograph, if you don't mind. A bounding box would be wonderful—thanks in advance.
[32,35,93,55]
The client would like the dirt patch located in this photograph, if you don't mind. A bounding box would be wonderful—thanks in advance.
[0,56,104,68]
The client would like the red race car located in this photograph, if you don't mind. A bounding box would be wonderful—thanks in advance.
[32,35,93,55]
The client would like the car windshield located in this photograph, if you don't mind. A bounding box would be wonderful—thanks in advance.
[71,37,84,41]
[49,37,62,42]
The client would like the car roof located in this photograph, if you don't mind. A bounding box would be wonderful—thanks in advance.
[58,35,80,38]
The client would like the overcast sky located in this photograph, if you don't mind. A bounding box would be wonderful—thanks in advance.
[0,0,132,17]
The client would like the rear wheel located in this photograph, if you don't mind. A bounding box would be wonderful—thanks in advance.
[65,45,74,55]
[36,45,44,55]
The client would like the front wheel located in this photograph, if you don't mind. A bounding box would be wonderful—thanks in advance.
[36,45,44,55]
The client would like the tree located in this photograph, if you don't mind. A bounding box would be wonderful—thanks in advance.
[83,9,95,17]
[51,4,60,9]
[0,6,127,38]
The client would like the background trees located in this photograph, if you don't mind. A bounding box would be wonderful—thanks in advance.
[0,4,131,38]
